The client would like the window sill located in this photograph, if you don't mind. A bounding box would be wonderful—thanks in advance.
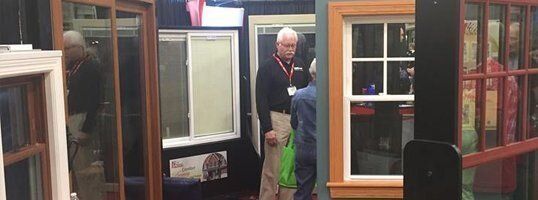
[162,133,240,149]
[327,180,403,199]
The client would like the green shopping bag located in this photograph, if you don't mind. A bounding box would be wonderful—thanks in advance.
[279,129,297,188]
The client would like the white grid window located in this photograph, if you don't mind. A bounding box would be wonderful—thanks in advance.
[343,16,415,180]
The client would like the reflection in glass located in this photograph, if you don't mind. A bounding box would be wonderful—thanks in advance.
[485,78,502,149]
[461,80,480,154]
[531,7,538,68]
[508,6,525,70]
[352,24,383,58]
[468,150,538,199]
[387,61,414,94]
[116,11,146,200]
[488,5,506,68]
[0,85,29,153]
[352,62,383,95]
[5,155,43,200]
[350,102,414,175]
[62,2,119,199]
[159,36,189,139]
[506,76,523,142]
[387,23,415,57]
[528,75,538,138]
[191,36,234,136]
[464,3,483,74]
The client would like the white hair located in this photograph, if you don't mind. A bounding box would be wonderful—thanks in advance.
[63,30,86,49]
[309,58,316,78]
[276,27,298,43]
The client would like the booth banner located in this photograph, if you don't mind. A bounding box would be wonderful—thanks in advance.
[169,151,228,182]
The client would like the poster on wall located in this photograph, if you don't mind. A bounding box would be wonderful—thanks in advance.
[169,151,228,182]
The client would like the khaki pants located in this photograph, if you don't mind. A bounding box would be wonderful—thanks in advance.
[68,113,105,200]
[259,112,296,200]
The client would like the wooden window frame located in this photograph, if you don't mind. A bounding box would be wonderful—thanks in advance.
[459,1,538,169]
[327,0,415,199]
[49,0,162,199]
[0,51,68,200]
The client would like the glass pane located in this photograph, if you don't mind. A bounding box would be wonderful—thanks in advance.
[116,11,146,200]
[464,3,483,74]
[5,155,43,200]
[387,61,414,94]
[257,26,316,68]
[464,150,538,200]
[387,23,415,57]
[488,5,506,69]
[352,24,383,58]
[0,85,29,153]
[191,36,234,136]
[462,80,480,155]
[62,2,119,199]
[508,6,525,70]
[352,62,383,95]
[485,78,502,149]
[506,76,523,142]
[528,75,538,138]
[531,7,538,68]
[350,102,414,175]
[158,36,189,139]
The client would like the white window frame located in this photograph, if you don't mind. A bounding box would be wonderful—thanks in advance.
[0,50,69,199]
[343,15,415,181]
[159,29,241,149]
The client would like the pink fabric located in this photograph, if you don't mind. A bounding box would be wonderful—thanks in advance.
[473,58,518,194]
[185,0,205,26]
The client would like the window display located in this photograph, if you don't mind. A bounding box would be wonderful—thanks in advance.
[159,29,240,148]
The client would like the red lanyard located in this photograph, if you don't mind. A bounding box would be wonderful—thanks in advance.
[67,55,89,84]
[273,54,294,85]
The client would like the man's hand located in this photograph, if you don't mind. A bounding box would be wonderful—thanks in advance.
[265,130,277,147]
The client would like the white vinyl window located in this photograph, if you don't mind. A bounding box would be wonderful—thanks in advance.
[159,30,240,148]
[343,16,415,180]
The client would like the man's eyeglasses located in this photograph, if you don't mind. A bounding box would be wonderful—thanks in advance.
[278,42,296,49]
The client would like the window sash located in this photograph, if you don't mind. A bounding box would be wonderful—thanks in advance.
[160,30,240,148]
[343,16,415,180]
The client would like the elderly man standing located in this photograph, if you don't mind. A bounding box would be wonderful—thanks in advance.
[291,59,317,200]
[256,27,311,200]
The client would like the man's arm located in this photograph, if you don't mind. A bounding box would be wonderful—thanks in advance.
[290,94,298,130]
[256,66,272,133]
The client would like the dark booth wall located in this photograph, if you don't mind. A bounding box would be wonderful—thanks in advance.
[156,0,314,198]
[0,0,52,50]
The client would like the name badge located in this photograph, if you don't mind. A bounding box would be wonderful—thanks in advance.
[287,86,297,96]
[294,67,303,71]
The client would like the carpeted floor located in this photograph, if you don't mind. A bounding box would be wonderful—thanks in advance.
[204,190,318,200]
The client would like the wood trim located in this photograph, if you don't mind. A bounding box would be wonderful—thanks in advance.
[463,137,538,168]
[327,0,414,199]
[328,181,403,199]
[63,0,113,7]
[3,144,46,166]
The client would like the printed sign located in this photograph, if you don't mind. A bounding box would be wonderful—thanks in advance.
[169,151,228,182]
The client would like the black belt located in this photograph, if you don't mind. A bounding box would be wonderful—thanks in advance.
[271,109,290,114]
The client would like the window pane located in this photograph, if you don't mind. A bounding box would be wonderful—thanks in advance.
[485,78,502,149]
[116,11,146,199]
[62,2,119,199]
[350,102,414,175]
[531,7,538,68]
[464,150,538,200]
[352,24,383,58]
[464,3,483,74]
[352,62,383,95]
[387,23,415,57]
[488,5,506,69]
[462,80,480,155]
[5,155,43,200]
[528,75,538,138]
[387,61,414,94]
[158,37,189,139]
[191,36,234,136]
[0,85,29,153]
[506,76,523,142]
[508,6,525,70]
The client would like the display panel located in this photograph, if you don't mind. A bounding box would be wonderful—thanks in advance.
[0,85,29,153]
